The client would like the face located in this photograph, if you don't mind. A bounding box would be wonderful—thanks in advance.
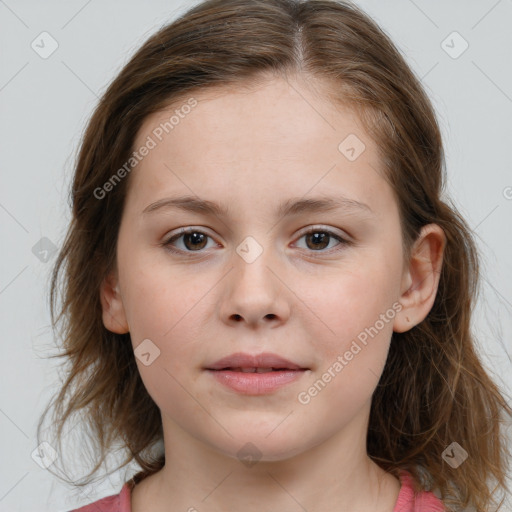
[102,75,412,462]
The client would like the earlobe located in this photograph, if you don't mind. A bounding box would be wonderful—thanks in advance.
[99,272,130,334]
[393,224,446,333]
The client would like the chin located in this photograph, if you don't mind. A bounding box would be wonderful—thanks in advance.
[208,422,313,464]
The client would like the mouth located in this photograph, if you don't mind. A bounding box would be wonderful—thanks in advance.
[205,368,307,395]
[204,352,310,395]
[210,367,303,373]
[205,351,308,371]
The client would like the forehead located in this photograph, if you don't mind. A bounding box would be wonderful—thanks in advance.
[128,76,393,216]
[136,76,367,151]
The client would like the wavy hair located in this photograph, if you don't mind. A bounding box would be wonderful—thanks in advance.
[37,1,511,510]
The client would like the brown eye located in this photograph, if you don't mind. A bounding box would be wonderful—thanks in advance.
[295,228,351,253]
[163,229,215,253]
[182,232,208,250]
[305,232,330,250]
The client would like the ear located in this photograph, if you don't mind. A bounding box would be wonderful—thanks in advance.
[393,224,446,333]
[99,270,129,334]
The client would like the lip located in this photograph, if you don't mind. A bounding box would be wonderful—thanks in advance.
[205,352,306,371]
[204,352,309,396]
[207,369,306,395]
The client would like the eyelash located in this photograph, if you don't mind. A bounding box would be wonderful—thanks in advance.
[161,227,352,256]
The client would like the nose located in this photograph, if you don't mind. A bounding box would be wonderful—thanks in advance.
[219,248,291,329]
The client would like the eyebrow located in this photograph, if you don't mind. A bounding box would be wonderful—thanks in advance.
[142,194,373,218]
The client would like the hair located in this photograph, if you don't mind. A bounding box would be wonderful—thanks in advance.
[37,0,511,510]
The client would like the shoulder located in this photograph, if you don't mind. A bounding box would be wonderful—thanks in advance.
[68,481,132,512]
[393,470,445,512]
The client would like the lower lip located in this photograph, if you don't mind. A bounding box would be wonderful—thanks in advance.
[206,369,306,395]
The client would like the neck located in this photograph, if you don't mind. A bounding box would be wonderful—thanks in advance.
[132,403,401,512]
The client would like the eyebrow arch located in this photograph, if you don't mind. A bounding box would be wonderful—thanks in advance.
[142,194,373,218]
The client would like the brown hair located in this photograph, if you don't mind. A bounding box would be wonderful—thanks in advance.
[37,0,511,510]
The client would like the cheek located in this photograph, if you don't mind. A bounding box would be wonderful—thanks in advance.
[308,265,394,328]
[121,263,212,414]
[297,258,399,365]
[294,267,399,419]
[119,244,207,338]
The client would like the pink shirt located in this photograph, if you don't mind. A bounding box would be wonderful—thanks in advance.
[70,470,444,511]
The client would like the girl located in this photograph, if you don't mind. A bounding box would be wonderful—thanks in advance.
[38,0,511,511]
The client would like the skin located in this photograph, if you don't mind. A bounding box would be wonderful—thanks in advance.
[100,74,445,512]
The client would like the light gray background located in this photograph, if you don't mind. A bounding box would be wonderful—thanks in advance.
[1,1,511,511]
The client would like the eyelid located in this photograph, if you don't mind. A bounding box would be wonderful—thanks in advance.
[291,225,352,253]
[160,226,218,255]
[295,224,350,240]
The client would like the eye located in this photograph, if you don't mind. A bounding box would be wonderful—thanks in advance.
[162,228,217,254]
[294,227,351,253]
[161,226,352,256]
